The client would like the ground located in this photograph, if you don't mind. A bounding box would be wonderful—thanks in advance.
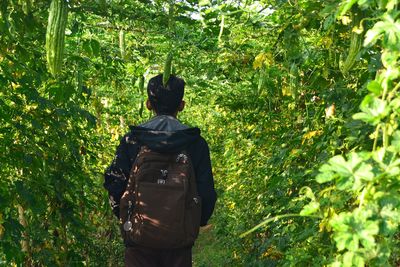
[193,223,234,267]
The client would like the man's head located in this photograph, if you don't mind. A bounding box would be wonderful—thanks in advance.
[146,74,185,116]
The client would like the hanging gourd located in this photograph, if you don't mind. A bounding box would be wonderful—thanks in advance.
[46,0,68,77]
[163,0,175,87]
[341,9,363,74]
[138,75,145,117]
[163,52,173,87]
[119,29,126,60]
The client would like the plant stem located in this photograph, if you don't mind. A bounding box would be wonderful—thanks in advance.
[218,14,225,46]
[372,124,381,151]
[387,82,400,101]
[383,123,389,148]
[240,213,321,238]
[359,187,366,208]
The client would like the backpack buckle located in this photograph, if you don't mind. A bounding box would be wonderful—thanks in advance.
[160,169,168,177]
[176,153,188,164]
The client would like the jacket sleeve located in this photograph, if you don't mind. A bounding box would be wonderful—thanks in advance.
[104,134,139,218]
[191,137,217,226]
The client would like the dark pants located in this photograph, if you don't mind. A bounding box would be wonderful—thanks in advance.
[125,246,192,267]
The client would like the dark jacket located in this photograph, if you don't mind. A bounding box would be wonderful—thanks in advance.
[104,115,217,226]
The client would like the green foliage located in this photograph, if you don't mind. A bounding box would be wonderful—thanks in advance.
[1,0,399,266]
[296,1,400,266]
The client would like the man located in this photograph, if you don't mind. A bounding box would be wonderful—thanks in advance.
[104,74,217,267]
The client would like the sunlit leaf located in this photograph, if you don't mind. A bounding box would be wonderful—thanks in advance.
[353,95,390,125]
[300,202,320,215]
[337,0,358,18]
[367,80,383,95]
[253,53,266,70]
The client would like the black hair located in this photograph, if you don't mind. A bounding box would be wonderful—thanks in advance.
[147,74,185,115]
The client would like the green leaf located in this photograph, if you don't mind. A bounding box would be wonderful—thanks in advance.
[364,21,386,47]
[330,209,379,254]
[367,80,383,95]
[337,0,358,18]
[347,153,363,170]
[380,204,400,235]
[336,231,359,251]
[359,221,379,249]
[199,0,211,6]
[300,202,320,215]
[316,163,336,183]
[390,98,400,111]
[365,13,400,50]
[343,251,355,267]
[353,95,390,125]
[82,39,93,56]
[353,162,374,190]
[330,261,342,267]
[381,50,399,68]
[360,95,387,115]
[386,0,398,10]
[336,175,354,190]
[352,253,366,267]
[328,155,352,177]
[386,165,400,176]
[91,39,101,57]
[299,186,316,200]
[357,0,373,8]
[353,112,376,124]
[391,131,400,152]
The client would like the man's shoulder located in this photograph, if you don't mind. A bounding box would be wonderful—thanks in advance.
[120,131,137,145]
[187,134,209,155]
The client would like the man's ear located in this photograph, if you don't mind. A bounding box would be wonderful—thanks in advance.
[178,100,185,112]
[146,99,152,111]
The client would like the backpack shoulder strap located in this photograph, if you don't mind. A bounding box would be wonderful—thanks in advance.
[177,150,198,200]
[126,145,148,191]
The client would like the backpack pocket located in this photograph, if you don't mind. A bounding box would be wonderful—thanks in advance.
[130,182,186,248]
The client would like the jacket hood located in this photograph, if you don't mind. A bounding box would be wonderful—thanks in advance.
[129,126,201,153]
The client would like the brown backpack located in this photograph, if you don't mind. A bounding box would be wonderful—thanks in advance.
[119,146,202,249]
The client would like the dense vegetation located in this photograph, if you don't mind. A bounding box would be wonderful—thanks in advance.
[1,0,399,266]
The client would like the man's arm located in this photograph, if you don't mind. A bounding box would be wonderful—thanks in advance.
[190,137,217,226]
[104,134,139,218]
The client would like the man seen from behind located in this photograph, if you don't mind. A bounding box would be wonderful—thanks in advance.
[104,74,217,267]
